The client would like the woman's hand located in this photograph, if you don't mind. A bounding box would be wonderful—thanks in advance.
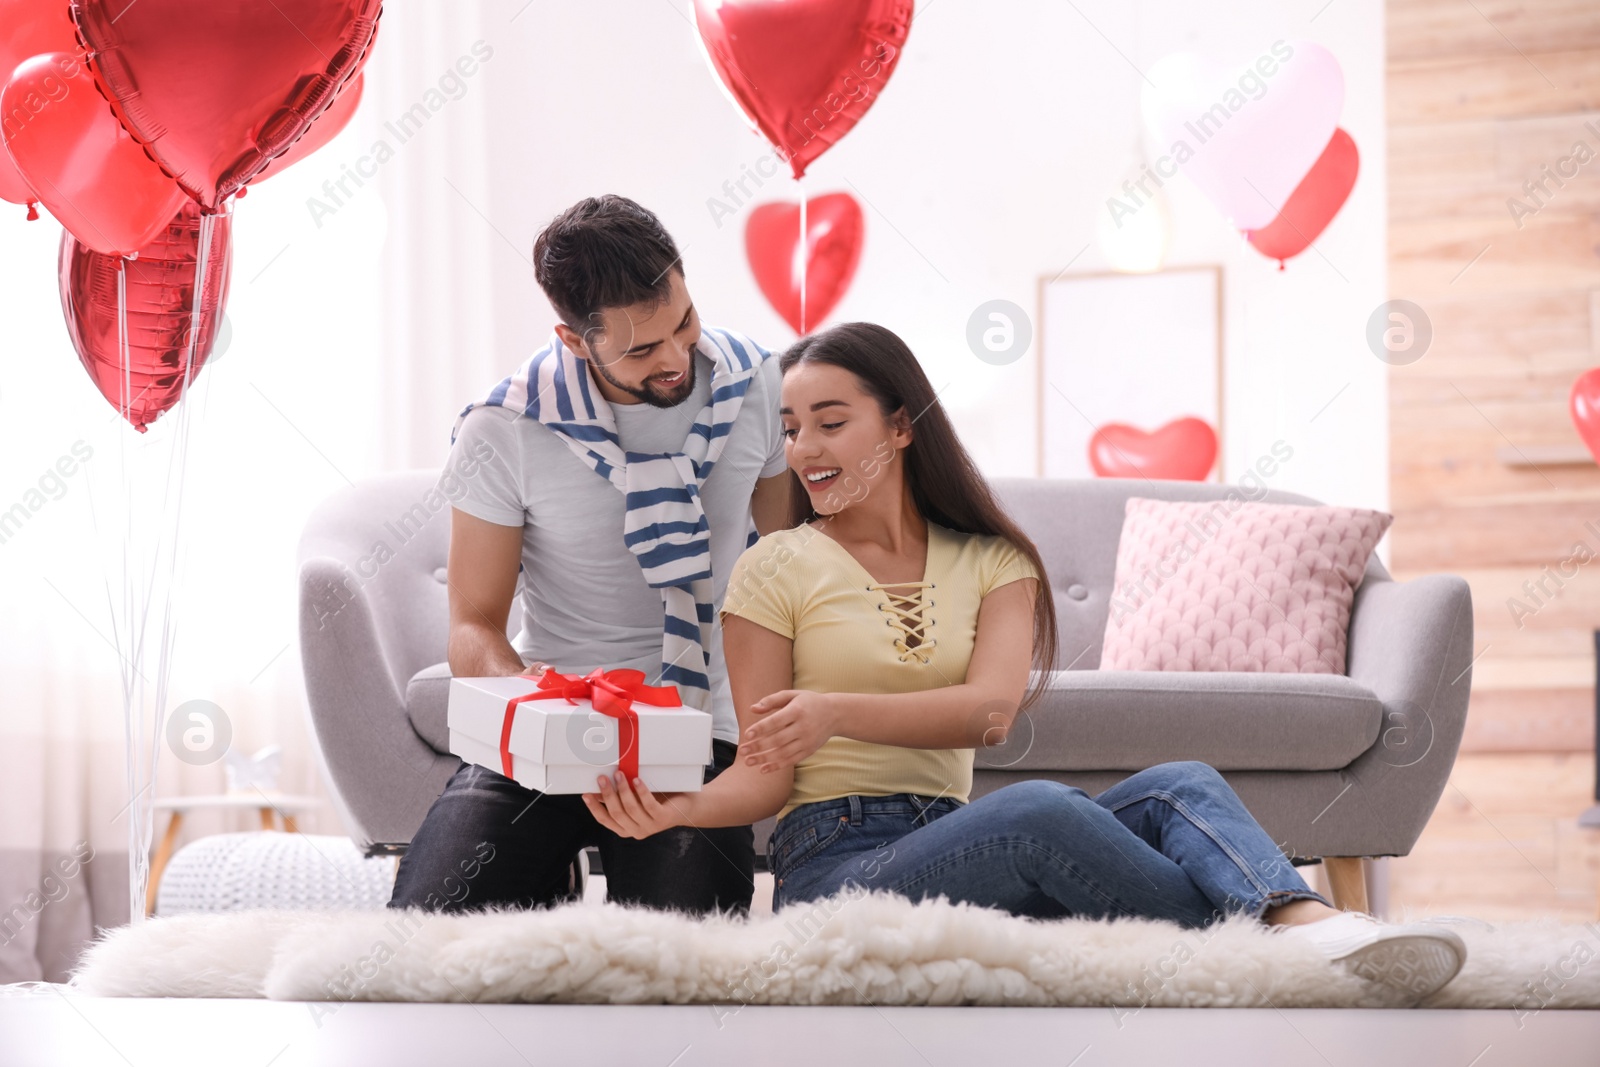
[581,772,688,839]
[742,690,839,772]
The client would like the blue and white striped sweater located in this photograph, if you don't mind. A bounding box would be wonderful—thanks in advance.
[451,324,773,712]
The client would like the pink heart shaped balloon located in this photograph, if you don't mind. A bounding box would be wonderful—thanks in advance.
[1141,40,1344,230]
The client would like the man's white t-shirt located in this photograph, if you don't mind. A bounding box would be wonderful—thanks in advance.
[444,339,787,745]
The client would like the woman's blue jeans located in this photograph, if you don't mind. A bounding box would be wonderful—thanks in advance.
[768,761,1332,927]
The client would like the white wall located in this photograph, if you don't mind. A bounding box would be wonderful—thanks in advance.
[453,0,1389,525]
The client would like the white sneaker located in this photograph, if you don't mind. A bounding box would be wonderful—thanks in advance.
[1277,911,1467,1006]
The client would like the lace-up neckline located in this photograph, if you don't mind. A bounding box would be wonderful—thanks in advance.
[808,520,942,665]
[870,580,936,663]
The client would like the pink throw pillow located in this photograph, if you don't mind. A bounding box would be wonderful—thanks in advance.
[1098,497,1393,673]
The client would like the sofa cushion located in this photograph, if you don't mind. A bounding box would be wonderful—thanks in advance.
[984,670,1384,772]
[416,663,1382,774]
[1099,498,1393,673]
[406,661,455,753]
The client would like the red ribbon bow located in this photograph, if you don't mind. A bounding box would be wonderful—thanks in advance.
[499,668,683,784]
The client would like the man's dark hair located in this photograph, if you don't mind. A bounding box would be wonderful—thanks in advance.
[532,195,684,330]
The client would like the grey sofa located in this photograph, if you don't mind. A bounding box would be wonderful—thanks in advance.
[297,472,1473,912]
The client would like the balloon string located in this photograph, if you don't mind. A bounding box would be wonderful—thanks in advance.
[151,213,211,818]
[142,207,217,920]
[111,256,143,925]
[115,260,136,718]
[111,203,222,923]
[118,256,140,740]
[180,211,213,392]
[118,246,164,924]
[798,178,807,335]
[117,259,130,430]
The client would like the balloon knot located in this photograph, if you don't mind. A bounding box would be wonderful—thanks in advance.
[1277,261,1286,271]
[235,186,249,199]
[25,202,39,221]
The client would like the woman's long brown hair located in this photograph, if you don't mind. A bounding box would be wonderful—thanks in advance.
[777,322,1059,712]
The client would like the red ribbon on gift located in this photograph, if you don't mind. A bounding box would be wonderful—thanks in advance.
[499,668,683,783]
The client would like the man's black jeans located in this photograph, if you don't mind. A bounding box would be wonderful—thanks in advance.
[388,738,755,916]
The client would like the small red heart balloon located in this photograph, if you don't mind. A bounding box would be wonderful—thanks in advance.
[69,0,383,210]
[1089,417,1219,481]
[59,199,233,432]
[1570,368,1600,465]
[1244,128,1359,269]
[746,193,864,334]
[693,0,913,179]
[1,52,187,256]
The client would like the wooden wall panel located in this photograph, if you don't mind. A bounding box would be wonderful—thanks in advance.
[1389,49,1600,124]
[1388,0,1600,753]
[1388,0,1600,61]
[1391,116,1600,220]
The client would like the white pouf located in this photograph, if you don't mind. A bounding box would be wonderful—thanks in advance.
[156,832,396,915]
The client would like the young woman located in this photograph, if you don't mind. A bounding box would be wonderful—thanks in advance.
[584,321,1467,1005]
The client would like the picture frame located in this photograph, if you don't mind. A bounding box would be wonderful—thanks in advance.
[1035,265,1225,480]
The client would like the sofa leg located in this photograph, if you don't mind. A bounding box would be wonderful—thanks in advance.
[1323,857,1369,912]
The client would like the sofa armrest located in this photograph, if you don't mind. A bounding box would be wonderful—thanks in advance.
[1336,573,1476,856]
[298,557,458,852]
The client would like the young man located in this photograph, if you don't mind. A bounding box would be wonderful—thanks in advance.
[388,195,792,916]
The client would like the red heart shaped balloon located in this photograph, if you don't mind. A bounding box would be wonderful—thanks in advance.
[59,199,233,433]
[693,0,912,179]
[746,193,864,334]
[1089,417,1218,481]
[250,73,364,186]
[1245,128,1359,269]
[2,52,187,256]
[0,0,81,209]
[1570,369,1600,465]
[69,0,383,209]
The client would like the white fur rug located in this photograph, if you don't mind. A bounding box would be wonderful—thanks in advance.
[71,887,1600,1013]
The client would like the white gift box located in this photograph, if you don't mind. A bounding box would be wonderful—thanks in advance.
[446,675,712,794]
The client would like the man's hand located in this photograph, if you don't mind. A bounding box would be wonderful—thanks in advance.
[742,689,838,772]
[581,772,688,839]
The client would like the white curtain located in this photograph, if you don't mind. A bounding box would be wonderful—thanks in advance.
[0,0,496,982]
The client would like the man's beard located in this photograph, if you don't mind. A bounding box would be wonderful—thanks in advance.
[591,351,698,408]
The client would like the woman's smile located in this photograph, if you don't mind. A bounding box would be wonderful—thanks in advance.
[802,465,842,490]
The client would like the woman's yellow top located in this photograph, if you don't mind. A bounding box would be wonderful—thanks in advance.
[718,518,1042,820]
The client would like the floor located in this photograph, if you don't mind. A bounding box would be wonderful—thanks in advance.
[4,995,1597,1067]
[7,753,1599,1066]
